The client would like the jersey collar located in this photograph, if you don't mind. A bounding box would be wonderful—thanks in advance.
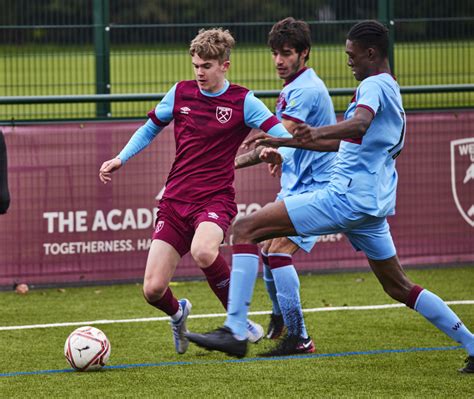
[200,80,230,97]
[283,67,309,87]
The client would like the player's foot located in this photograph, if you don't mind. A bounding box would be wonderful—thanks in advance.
[170,298,192,354]
[459,355,474,373]
[247,320,264,343]
[266,313,285,339]
[259,335,315,357]
[186,326,248,358]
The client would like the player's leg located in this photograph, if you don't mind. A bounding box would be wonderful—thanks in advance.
[225,200,296,338]
[261,236,316,356]
[143,239,192,354]
[143,239,181,310]
[186,200,297,357]
[261,239,285,339]
[190,221,229,308]
[145,200,194,354]
[190,220,264,343]
[186,190,341,356]
[349,217,474,372]
[369,255,474,372]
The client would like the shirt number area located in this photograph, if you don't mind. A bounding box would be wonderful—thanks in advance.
[389,112,406,159]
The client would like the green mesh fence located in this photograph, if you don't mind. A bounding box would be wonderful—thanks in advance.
[0,0,473,121]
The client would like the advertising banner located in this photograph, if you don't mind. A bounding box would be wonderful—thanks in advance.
[1,110,473,286]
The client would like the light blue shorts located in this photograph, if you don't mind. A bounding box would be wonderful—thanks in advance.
[287,234,318,253]
[284,189,396,260]
[276,195,318,253]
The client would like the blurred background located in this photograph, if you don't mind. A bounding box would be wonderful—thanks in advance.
[0,0,472,287]
[1,0,473,120]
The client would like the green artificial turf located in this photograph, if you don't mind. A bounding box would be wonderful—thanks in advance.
[0,266,473,397]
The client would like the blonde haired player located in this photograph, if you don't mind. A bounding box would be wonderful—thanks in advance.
[99,28,293,354]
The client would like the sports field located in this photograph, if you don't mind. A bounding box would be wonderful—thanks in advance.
[1,266,473,397]
[2,41,473,120]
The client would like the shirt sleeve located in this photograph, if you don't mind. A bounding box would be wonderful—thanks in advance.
[278,146,295,161]
[117,119,163,164]
[281,87,314,123]
[267,123,293,138]
[243,92,292,138]
[147,83,177,126]
[356,80,383,116]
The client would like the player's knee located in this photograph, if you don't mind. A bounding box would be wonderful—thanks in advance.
[382,282,412,303]
[142,279,168,303]
[190,245,218,268]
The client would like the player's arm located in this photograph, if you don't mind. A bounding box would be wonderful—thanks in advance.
[291,80,380,148]
[235,116,294,169]
[243,92,292,139]
[279,87,342,150]
[294,107,373,146]
[256,80,380,151]
[99,120,162,184]
[235,112,302,169]
[252,107,373,151]
[235,145,264,169]
[235,92,292,169]
[99,85,176,184]
[234,144,286,169]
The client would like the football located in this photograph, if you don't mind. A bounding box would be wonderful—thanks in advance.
[64,326,111,371]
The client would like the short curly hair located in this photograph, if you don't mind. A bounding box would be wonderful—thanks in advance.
[189,28,235,64]
[347,20,389,58]
[268,17,311,62]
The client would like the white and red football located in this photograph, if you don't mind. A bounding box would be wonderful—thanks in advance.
[64,326,111,371]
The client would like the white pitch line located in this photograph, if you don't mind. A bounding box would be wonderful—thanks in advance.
[1,300,473,331]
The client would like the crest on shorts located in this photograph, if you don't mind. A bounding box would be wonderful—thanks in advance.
[216,106,232,124]
[155,220,165,233]
[450,137,474,227]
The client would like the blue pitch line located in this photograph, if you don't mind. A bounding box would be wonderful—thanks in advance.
[0,345,462,378]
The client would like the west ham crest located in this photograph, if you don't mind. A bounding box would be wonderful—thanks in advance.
[450,138,474,227]
[216,106,232,124]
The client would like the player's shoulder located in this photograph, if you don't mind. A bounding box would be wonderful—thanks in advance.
[360,73,399,90]
[175,80,198,92]
[228,82,251,95]
[286,69,328,97]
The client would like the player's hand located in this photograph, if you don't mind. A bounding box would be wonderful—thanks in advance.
[242,132,270,149]
[260,148,283,177]
[259,147,283,165]
[99,158,122,184]
[293,123,318,145]
[267,163,282,178]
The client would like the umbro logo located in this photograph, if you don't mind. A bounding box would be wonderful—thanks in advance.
[155,221,165,233]
[180,106,191,114]
[216,278,230,289]
[208,212,219,220]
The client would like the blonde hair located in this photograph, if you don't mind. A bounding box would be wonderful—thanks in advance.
[189,28,235,64]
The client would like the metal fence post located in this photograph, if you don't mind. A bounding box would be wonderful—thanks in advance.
[93,0,111,118]
[378,0,395,74]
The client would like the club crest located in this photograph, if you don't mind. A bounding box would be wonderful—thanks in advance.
[216,106,232,124]
[450,137,474,227]
[155,220,165,233]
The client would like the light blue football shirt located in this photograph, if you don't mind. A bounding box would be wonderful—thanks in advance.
[330,73,406,217]
[276,68,336,198]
